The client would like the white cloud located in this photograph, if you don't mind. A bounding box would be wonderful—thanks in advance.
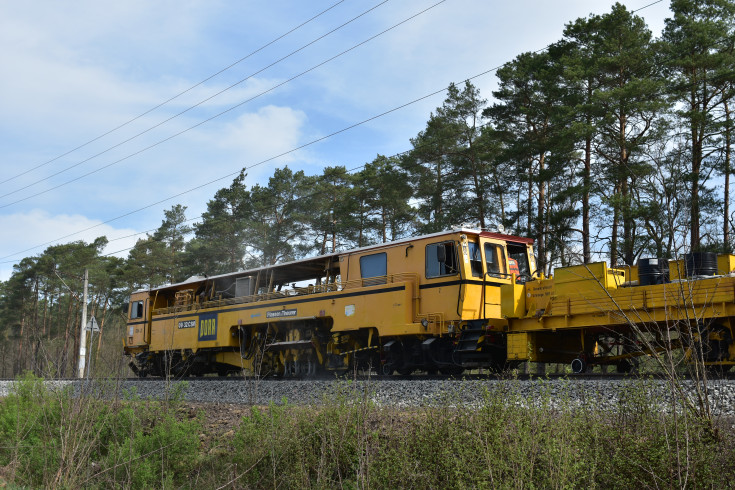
[0,210,141,281]
[209,105,308,166]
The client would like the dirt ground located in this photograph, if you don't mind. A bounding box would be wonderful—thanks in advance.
[178,402,251,449]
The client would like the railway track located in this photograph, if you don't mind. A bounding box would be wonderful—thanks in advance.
[3,373,735,415]
[1,370,734,383]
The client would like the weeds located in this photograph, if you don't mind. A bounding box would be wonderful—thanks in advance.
[0,374,732,488]
[0,373,200,488]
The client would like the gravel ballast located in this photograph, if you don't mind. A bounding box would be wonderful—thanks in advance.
[2,377,735,415]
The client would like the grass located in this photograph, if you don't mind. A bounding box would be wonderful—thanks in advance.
[0,374,733,488]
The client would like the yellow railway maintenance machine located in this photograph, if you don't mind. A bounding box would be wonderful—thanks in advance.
[124,228,536,377]
[124,228,735,376]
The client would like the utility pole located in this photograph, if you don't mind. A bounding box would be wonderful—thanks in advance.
[77,268,88,378]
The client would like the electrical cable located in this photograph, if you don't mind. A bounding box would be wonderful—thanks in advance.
[0,0,668,211]
[0,118,484,265]
[0,0,392,201]
[0,0,348,188]
[0,0,693,266]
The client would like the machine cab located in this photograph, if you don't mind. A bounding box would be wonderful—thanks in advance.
[125,291,151,349]
[460,232,536,282]
[451,230,537,322]
[478,231,535,282]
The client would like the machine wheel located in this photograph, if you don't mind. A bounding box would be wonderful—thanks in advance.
[439,365,464,376]
[616,359,633,374]
[397,367,414,376]
[571,358,587,374]
[707,325,733,362]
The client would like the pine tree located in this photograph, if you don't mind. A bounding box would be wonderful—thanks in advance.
[663,0,735,250]
[185,171,252,275]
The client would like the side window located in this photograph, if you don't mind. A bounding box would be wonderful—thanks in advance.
[484,243,506,278]
[130,300,144,319]
[426,241,459,278]
[468,241,483,277]
[508,244,531,278]
[360,252,387,285]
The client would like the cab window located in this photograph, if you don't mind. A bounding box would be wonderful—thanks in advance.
[360,252,387,285]
[130,300,144,319]
[468,241,483,277]
[426,241,459,278]
[484,243,506,278]
[508,244,531,277]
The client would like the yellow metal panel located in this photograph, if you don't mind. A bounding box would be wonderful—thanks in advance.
[667,255,734,279]
[460,283,482,319]
[501,283,525,318]
[508,332,535,361]
[718,254,735,275]
[150,313,205,351]
[149,280,428,352]
[612,265,638,283]
[669,260,685,280]
[552,262,624,297]
[629,265,639,283]
[508,276,735,332]
[554,262,607,283]
[215,351,251,370]
[525,278,554,317]
[126,292,150,348]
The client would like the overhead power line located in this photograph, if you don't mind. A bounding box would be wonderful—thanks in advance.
[0,69,450,262]
[5,121,488,264]
[0,0,672,264]
[0,0,348,188]
[0,0,450,262]
[632,0,664,13]
[0,0,392,202]
[7,117,495,263]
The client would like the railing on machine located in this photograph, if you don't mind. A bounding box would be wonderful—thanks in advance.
[152,272,421,316]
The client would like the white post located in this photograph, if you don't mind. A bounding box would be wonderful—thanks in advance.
[86,328,94,378]
[77,268,88,378]
[85,317,98,378]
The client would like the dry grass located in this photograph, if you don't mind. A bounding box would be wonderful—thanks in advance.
[0,376,733,488]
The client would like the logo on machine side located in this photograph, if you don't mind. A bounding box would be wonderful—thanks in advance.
[266,308,297,319]
[198,313,217,341]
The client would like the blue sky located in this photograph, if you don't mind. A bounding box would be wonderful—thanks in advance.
[0,0,672,280]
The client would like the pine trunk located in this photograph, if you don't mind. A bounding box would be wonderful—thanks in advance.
[537,154,546,274]
[15,299,26,376]
[725,98,731,251]
[59,298,75,378]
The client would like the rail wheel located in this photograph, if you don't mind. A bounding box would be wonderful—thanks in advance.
[439,365,463,376]
[397,367,414,376]
[433,338,463,376]
[706,325,732,362]
[616,359,633,374]
[571,357,588,374]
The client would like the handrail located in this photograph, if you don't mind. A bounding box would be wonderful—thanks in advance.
[151,272,422,316]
